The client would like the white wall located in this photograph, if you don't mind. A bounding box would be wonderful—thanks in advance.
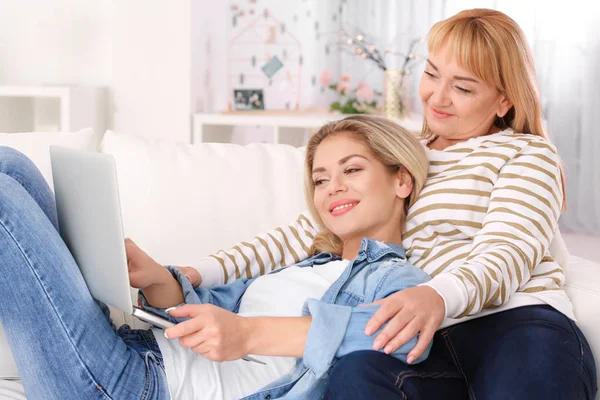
[112,0,191,143]
[0,0,112,85]
[0,0,192,142]
[191,0,228,114]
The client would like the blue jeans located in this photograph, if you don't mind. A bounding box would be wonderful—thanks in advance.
[324,304,597,399]
[0,147,170,399]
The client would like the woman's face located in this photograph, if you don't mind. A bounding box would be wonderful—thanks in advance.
[419,44,512,144]
[311,132,411,243]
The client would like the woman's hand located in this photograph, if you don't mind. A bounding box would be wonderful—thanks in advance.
[165,304,251,361]
[126,238,167,289]
[364,286,445,363]
[174,266,202,287]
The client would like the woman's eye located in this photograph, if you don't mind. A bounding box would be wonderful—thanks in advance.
[344,167,361,174]
[455,86,472,94]
[424,71,437,79]
[313,179,327,186]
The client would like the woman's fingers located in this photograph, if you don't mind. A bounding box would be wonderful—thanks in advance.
[178,329,207,349]
[382,317,421,354]
[365,298,403,335]
[372,311,411,350]
[165,306,208,339]
[406,324,436,364]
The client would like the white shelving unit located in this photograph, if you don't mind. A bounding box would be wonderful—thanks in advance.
[192,113,424,146]
[0,85,107,136]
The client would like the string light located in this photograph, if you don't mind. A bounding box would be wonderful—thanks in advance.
[357,34,363,41]
[347,39,353,45]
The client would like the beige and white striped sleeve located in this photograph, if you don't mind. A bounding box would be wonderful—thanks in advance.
[193,211,319,287]
[424,140,563,318]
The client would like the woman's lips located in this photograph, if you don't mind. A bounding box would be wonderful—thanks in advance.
[430,106,453,119]
[329,201,359,216]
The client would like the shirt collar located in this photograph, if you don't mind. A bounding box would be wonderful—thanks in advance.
[356,237,406,263]
[299,237,406,266]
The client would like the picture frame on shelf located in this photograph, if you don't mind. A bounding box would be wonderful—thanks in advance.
[233,89,265,111]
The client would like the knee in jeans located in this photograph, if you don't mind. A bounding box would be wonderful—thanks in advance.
[0,146,32,165]
[328,351,396,387]
[326,351,412,400]
[0,146,38,183]
[329,351,371,378]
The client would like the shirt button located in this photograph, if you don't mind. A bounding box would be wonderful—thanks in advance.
[265,395,271,399]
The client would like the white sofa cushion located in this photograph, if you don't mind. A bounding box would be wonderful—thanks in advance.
[99,130,308,268]
[0,129,98,379]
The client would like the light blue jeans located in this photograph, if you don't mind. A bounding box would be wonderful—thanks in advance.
[0,146,170,400]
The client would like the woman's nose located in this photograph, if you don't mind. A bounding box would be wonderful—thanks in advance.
[430,82,451,107]
[328,175,347,196]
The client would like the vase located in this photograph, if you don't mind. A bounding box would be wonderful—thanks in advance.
[384,70,411,120]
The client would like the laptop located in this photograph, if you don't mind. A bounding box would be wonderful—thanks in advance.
[49,146,174,330]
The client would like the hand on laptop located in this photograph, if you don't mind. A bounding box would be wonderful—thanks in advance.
[126,238,186,308]
[125,238,168,289]
[174,266,202,288]
[125,238,202,289]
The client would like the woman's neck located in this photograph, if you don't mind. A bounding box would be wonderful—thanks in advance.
[341,232,403,261]
[429,125,501,151]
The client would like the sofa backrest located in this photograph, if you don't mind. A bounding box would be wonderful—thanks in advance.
[99,131,309,267]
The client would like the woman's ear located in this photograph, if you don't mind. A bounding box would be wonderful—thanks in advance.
[395,167,414,200]
[497,93,513,118]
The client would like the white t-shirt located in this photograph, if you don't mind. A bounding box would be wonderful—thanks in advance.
[154,259,350,400]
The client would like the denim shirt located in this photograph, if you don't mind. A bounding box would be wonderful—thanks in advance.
[141,238,432,400]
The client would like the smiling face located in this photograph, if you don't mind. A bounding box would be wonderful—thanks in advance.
[311,132,412,247]
[419,44,512,148]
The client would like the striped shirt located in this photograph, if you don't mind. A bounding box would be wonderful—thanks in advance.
[196,130,574,322]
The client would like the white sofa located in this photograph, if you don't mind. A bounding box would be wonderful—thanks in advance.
[0,129,598,399]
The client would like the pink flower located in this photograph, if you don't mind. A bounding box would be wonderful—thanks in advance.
[356,83,375,103]
[320,70,332,86]
[356,81,367,90]
[340,73,351,82]
[336,82,350,94]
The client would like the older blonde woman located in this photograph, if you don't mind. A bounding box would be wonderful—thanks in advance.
[184,8,597,399]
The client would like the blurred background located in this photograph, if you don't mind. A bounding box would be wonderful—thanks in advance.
[0,0,597,251]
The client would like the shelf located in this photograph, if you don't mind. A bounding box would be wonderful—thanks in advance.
[0,85,107,136]
[192,112,423,146]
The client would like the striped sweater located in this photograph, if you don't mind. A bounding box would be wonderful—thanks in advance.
[196,130,574,322]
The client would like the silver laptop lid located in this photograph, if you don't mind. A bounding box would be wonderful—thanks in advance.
[49,146,134,313]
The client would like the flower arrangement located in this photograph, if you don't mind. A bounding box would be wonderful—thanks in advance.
[320,70,382,114]
[320,29,426,117]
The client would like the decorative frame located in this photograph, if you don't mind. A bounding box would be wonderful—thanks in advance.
[228,9,303,111]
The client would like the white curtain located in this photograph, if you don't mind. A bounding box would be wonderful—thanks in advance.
[333,0,600,233]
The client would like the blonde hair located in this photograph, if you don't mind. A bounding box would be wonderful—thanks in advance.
[304,115,429,256]
[422,8,566,209]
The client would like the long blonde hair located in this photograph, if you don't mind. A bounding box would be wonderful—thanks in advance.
[422,8,566,208]
[304,115,429,256]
